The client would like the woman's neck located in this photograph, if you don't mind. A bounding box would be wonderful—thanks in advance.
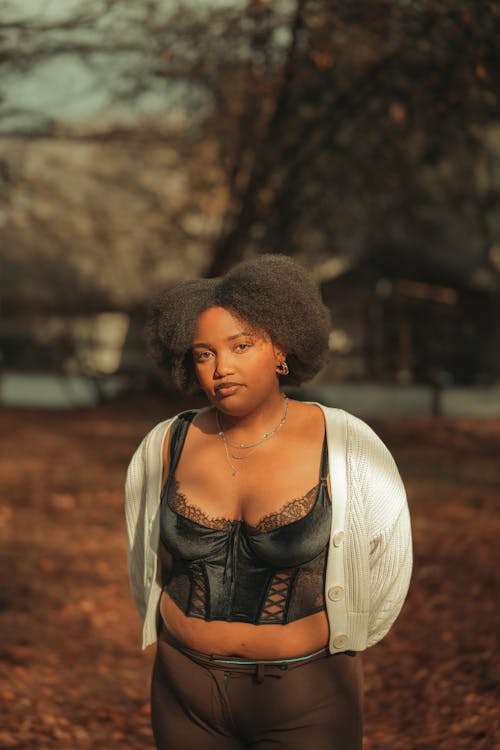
[215,392,288,442]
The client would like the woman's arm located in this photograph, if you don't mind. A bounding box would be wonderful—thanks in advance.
[350,415,413,646]
[367,499,412,646]
[125,437,148,621]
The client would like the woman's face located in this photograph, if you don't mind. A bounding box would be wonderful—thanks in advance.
[191,306,285,414]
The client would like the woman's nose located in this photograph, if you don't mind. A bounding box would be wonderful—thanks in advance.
[213,354,234,378]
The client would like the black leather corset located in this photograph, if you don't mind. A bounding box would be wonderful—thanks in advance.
[159,411,332,625]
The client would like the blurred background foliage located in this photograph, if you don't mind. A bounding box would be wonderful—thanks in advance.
[2,9,498,747]
[1,0,500,402]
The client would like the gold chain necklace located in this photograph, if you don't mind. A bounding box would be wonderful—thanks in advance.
[216,395,288,476]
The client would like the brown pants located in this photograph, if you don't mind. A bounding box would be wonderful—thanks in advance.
[151,626,363,749]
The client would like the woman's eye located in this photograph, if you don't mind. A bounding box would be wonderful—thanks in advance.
[235,343,251,352]
[194,351,212,362]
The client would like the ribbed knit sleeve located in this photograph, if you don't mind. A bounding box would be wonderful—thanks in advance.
[347,414,412,647]
[367,501,412,645]
[125,437,148,621]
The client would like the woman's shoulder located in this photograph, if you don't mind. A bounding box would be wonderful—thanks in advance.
[312,403,385,443]
[141,407,209,442]
[312,403,400,478]
[297,401,407,531]
[328,408,407,528]
[137,415,175,451]
[126,408,207,495]
[305,401,377,441]
[127,409,198,467]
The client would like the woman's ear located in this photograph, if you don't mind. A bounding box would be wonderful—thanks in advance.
[274,345,286,365]
[273,344,287,365]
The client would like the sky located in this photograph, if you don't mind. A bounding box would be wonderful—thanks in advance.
[0,0,244,133]
[0,0,245,23]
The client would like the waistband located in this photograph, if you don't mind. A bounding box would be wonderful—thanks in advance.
[159,623,330,680]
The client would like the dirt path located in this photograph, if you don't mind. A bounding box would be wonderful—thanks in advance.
[0,396,498,749]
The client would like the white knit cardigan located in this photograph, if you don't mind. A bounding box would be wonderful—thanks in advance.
[125,404,412,653]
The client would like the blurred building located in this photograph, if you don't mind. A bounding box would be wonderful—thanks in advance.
[320,260,500,386]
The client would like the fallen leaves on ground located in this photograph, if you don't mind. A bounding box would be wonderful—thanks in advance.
[0,396,498,749]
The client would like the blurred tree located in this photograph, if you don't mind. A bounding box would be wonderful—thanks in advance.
[0,0,295,311]
[205,1,500,285]
[0,0,499,314]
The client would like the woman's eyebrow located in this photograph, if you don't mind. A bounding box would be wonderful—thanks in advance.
[192,331,251,348]
[227,331,251,341]
[191,341,213,349]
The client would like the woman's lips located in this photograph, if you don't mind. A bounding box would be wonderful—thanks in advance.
[214,384,243,398]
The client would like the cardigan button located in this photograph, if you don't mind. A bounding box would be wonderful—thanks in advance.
[333,634,349,649]
[327,585,344,602]
[332,531,345,547]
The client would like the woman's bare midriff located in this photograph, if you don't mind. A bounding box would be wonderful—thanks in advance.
[159,590,330,659]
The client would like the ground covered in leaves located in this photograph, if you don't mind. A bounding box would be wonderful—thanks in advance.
[0,395,498,749]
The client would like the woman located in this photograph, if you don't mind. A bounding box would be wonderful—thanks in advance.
[125,254,412,750]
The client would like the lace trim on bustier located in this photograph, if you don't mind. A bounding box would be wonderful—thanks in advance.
[168,479,233,531]
[167,478,322,533]
[253,484,320,532]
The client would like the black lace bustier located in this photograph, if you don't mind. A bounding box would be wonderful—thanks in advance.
[159,411,332,625]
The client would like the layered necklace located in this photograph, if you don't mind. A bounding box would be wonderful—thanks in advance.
[216,395,289,476]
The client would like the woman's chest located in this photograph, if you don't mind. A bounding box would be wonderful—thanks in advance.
[168,439,327,528]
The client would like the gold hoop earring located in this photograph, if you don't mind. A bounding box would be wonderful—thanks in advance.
[276,361,289,376]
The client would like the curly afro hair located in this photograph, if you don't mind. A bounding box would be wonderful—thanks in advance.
[144,254,331,394]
